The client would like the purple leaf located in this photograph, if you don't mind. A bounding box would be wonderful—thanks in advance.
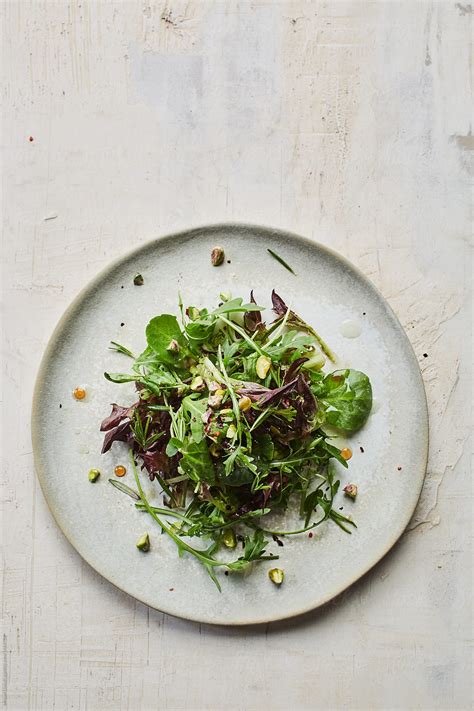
[256,377,299,407]
[244,290,265,333]
[238,378,300,407]
[100,403,137,431]
[101,420,133,453]
[294,374,318,434]
[271,289,288,316]
[238,382,271,401]
[283,357,308,383]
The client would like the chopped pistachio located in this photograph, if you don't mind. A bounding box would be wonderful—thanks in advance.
[238,396,252,412]
[88,468,100,483]
[304,349,326,370]
[133,273,144,286]
[219,291,231,302]
[187,306,201,321]
[256,355,271,379]
[208,389,225,408]
[209,442,220,457]
[268,568,284,586]
[211,246,225,266]
[190,375,205,392]
[222,529,237,549]
[166,338,180,353]
[343,483,358,499]
[226,424,237,439]
[136,533,150,552]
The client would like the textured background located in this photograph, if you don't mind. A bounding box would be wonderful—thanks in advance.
[2,1,472,709]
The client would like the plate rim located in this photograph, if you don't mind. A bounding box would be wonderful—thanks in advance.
[31,222,429,625]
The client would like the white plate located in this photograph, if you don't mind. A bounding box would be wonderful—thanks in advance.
[32,224,428,625]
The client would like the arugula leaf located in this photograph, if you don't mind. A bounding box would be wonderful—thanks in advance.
[227,530,275,571]
[104,372,138,384]
[182,395,208,443]
[213,298,264,316]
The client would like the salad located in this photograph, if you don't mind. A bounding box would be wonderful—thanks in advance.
[99,289,372,589]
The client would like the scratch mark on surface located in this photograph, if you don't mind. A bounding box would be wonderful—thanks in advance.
[425,45,432,66]
[2,633,7,707]
[441,360,460,419]
[455,3,472,15]
[407,514,441,533]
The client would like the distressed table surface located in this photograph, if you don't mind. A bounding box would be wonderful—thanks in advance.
[2,1,472,710]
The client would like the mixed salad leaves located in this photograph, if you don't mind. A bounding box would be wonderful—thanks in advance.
[101,290,372,589]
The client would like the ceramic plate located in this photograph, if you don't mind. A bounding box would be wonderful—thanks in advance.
[32,224,428,625]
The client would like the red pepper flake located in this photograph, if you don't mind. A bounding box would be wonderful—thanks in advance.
[28,136,34,142]
[308,532,313,538]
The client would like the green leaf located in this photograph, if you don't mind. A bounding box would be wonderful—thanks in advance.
[108,478,140,500]
[267,248,296,275]
[185,319,215,345]
[252,433,274,463]
[317,369,372,432]
[213,298,263,316]
[109,341,135,358]
[146,315,187,364]
[182,395,208,443]
[180,440,215,484]
[227,530,274,571]
[104,372,138,383]
[166,437,183,456]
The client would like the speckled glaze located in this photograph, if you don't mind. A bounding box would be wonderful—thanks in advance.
[31,224,428,625]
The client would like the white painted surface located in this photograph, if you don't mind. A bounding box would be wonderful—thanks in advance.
[2,1,472,709]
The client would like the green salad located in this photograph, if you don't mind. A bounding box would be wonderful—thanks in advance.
[100,290,372,589]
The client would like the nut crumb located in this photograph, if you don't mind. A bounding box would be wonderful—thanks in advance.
[211,246,225,266]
